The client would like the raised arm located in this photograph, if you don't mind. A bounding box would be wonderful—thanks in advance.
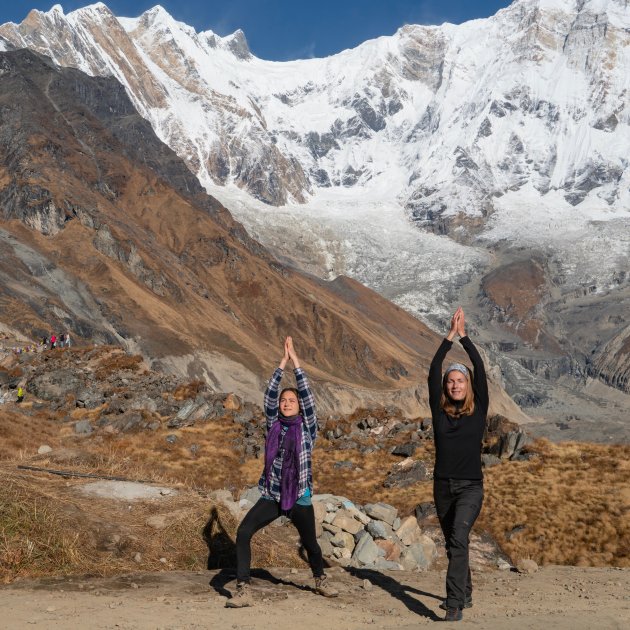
[428,339,452,416]
[295,368,317,442]
[264,368,283,430]
[286,336,317,442]
[459,336,489,413]
[263,338,292,429]
[454,307,489,413]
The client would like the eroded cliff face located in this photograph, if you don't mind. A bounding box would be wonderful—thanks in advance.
[0,49,527,419]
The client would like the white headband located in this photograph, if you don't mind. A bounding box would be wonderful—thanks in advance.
[445,363,469,377]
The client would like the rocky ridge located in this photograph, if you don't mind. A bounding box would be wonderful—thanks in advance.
[1,3,628,437]
[0,48,528,420]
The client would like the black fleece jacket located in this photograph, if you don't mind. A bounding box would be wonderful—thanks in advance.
[428,336,489,480]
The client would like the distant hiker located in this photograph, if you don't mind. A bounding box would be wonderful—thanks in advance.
[16,386,24,403]
[65,332,71,347]
[226,336,338,608]
[428,307,488,622]
[59,333,65,348]
[41,336,48,348]
[50,334,56,349]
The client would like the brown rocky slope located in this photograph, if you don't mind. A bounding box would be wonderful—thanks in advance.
[0,49,525,419]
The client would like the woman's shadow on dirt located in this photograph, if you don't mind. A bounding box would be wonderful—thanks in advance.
[203,507,334,597]
[345,566,442,621]
[203,507,237,596]
[203,507,441,619]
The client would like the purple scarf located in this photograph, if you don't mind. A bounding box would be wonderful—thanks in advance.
[264,414,303,511]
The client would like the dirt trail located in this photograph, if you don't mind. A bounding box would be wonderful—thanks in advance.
[2,565,628,629]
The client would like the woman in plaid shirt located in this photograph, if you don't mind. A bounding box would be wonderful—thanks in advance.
[226,336,338,608]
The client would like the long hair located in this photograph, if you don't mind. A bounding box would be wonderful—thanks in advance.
[440,370,475,418]
[279,387,302,416]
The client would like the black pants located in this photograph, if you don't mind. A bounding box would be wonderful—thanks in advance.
[235,497,324,583]
[434,478,484,609]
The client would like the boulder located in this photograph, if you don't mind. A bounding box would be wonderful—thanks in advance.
[330,531,356,552]
[74,420,93,435]
[319,532,334,557]
[313,500,328,524]
[482,453,501,468]
[312,493,350,505]
[146,513,186,530]
[492,430,533,460]
[174,400,197,421]
[239,486,262,506]
[332,511,365,535]
[37,445,52,455]
[323,523,342,535]
[208,489,234,503]
[418,534,438,565]
[375,539,402,562]
[383,460,429,488]
[333,460,354,470]
[333,547,352,560]
[234,407,255,424]
[400,542,430,571]
[363,502,398,525]
[395,516,423,546]
[367,520,391,540]
[391,443,416,457]
[516,558,539,574]
[352,533,380,566]
[344,505,371,525]
[223,393,241,411]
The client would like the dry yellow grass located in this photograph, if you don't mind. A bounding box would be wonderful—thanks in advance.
[94,350,143,379]
[0,409,60,461]
[481,439,630,567]
[0,461,308,584]
[2,397,629,579]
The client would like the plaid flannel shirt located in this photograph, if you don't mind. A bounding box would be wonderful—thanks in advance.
[258,367,317,502]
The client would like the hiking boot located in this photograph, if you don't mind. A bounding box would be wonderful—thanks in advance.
[225,581,253,608]
[444,607,463,621]
[314,574,339,597]
[440,597,472,610]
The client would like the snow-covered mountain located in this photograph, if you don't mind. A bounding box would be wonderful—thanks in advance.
[2,1,629,215]
[1,0,629,438]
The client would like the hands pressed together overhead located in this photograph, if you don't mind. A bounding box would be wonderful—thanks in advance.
[446,306,466,341]
[279,336,301,370]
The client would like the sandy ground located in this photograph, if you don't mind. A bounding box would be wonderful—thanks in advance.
[1,565,628,629]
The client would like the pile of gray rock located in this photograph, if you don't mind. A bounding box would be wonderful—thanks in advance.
[233,488,437,572]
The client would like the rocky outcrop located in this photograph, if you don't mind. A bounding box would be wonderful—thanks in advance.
[590,326,630,394]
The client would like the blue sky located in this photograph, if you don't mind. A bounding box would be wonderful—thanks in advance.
[3,1,514,60]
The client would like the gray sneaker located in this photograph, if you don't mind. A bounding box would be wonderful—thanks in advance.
[314,574,339,598]
[225,581,254,608]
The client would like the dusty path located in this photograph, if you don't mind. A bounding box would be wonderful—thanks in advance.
[1,565,628,629]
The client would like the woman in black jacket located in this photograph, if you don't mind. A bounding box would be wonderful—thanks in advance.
[428,307,488,622]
